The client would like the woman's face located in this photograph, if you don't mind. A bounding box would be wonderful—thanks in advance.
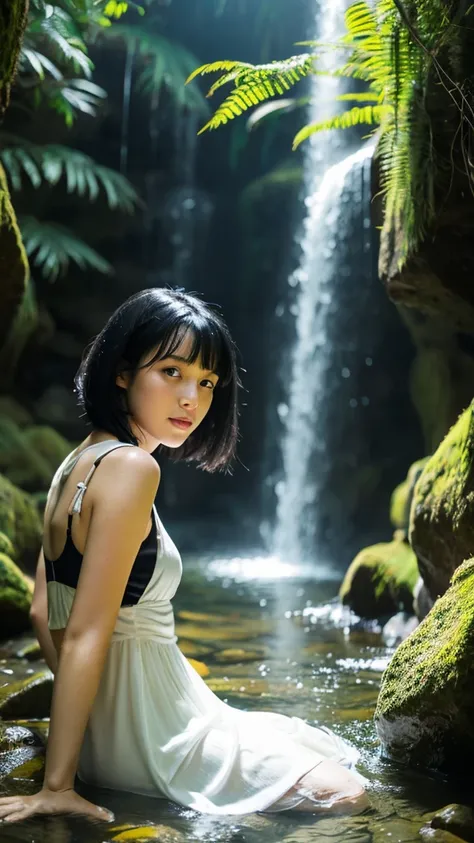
[117,331,219,452]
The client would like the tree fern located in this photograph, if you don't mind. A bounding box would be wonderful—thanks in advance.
[19,215,113,281]
[0,140,140,211]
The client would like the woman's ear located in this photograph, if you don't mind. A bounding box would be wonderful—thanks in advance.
[116,364,130,389]
[116,373,128,389]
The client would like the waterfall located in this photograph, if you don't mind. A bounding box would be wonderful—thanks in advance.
[273,0,376,565]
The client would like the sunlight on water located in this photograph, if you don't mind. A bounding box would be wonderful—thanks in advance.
[204,555,341,582]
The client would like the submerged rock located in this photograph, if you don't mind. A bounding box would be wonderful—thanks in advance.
[429,804,474,843]
[339,538,418,619]
[410,401,474,601]
[0,551,33,635]
[375,559,474,772]
[0,669,53,719]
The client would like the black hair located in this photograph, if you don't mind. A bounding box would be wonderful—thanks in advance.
[75,288,241,472]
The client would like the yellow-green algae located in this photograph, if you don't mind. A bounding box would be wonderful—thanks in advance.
[375,559,474,771]
[390,457,429,533]
[339,537,419,619]
[409,401,474,600]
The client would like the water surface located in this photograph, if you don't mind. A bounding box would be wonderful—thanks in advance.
[0,553,471,843]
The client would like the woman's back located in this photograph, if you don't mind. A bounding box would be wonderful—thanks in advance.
[43,439,182,636]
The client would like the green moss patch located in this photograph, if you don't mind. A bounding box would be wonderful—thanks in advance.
[409,401,474,600]
[375,558,474,771]
[339,538,418,619]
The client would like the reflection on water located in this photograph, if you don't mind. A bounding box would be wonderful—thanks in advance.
[1,553,472,842]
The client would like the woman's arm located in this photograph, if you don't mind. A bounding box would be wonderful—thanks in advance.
[30,550,59,675]
[0,447,160,821]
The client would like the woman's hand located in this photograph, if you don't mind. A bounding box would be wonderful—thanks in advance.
[0,788,114,824]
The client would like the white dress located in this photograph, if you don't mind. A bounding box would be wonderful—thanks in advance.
[46,441,362,816]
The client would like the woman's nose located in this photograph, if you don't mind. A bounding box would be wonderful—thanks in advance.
[179,385,199,409]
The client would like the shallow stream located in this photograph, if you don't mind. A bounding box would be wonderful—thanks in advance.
[0,553,471,843]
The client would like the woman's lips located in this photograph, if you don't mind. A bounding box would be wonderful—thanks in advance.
[169,418,193,430]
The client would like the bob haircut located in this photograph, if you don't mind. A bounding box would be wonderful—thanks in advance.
[75,288,241,472]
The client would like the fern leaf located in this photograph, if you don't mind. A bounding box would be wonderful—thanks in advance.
[195,55,314,134]
[20,47,62,80]
[292,105,391,149]
[19,216,113,281]
[1,142,140,211]
[186,60,254,87]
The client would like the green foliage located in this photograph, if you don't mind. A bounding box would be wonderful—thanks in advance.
[19,216,113,281]
[187,56,315,133]
[190,0,474,265]
[0,138,140,211]
[98,24,208,113]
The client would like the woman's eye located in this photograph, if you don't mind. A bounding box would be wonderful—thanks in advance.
[163,367,180,377]
[201,379,216,390]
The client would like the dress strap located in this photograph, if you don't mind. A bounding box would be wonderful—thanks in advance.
[68,441,134,516]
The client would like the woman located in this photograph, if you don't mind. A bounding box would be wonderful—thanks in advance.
[0,288,368,824]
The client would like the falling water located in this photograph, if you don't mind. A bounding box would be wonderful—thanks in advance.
[274,0,376,565]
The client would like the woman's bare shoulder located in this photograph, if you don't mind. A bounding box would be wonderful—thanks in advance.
[94,446,161,492]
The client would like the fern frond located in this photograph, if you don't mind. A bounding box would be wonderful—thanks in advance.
[194,55,314,134]
[35,7,93,77]
[186,60,254,86]
[292,105,391,149]
[42,78,107,126]
[98,25,208,112]
[19,46,62,80]
[19,216,113,281]
[0,142,140,211]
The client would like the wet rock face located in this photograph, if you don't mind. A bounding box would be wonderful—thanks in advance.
[409,401,474,602]
[339,538,418,619]
[428,804,474,843]
[374,559,474,772]
[0,669,53,719]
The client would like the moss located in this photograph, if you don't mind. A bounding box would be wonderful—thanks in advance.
[0,0,29,116]
[390,457,430,532]
[0,164,29,369]
[375,559,474,771]
[0,531,14,558]
[0,472,42,572]
[0,418,71,492]
[0,552,33,636]
[339,538,419,619]
[409,400,474,600]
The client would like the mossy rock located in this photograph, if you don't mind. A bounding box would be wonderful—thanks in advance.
[0,531,14,558]
[375,559,474,772]
[0,670,53,719]
[409,401,474,601]
[390,457,429,533]
[0,552,33,636]
[339,538,419,619]
[0,472,42,572]
[0,396,32,426]
[0,417,70,492]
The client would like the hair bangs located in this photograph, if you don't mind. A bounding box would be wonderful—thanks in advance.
[145,312,233,387]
